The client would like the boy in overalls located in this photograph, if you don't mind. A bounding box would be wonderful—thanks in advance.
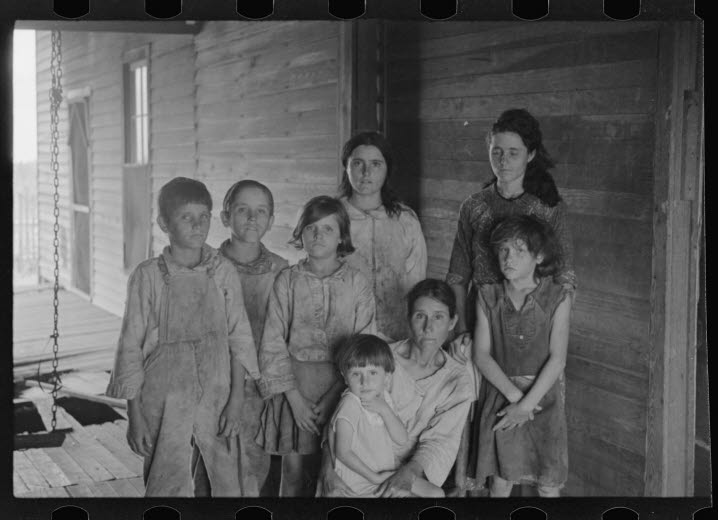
[106,177,259,496]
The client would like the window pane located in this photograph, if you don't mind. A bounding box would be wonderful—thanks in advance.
[134,117,142,164]
[134,68,142,119]
[141,115,149,164]
[141,65,148,116]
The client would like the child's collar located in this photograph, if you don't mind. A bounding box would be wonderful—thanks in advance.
[161,244,218,275]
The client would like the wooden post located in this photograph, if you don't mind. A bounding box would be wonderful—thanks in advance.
[645,21,703,497]
[336,20,385,181]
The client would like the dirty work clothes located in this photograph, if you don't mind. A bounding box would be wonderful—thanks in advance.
[317,339,474,495]
[325,389,398,497]
[257,259,376,398]
[340,197,427,342]
[446,184,576,290]
[471,279,570,489]
[220,240,288,496]
[106,245,259,496]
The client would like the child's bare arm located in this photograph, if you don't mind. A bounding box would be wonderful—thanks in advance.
[334,419,387,485]
[219,361,246,437]
[363,398,408,445]
[519,295,571,411]
[472,305,522,403]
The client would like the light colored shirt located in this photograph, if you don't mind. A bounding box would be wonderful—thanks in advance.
[106,245,259,400]
[257,259,376,397]
[389,339,475,486]
[340,197,427,342]
[330,389,397,497]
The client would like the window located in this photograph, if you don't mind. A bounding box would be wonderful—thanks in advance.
[124,59,149,165]
[122,48,151,272]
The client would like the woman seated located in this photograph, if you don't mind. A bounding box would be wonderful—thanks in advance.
[317,279,475,497]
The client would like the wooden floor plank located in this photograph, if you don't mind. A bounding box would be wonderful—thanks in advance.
[92,481,120,497]
[85,424,143,476]
[13,470,30,496]
[44,446,93,484]
[24,448,74,487]
[63,439,115,482]
[108,478,142,497]
[66,484,96,497]
[43,487,70,497]
[128,477,146,496]
[33,397,74,431]
[14,450,50,490]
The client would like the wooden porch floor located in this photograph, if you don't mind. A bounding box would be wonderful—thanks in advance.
[14,393,145,498]
[13,287,121,380]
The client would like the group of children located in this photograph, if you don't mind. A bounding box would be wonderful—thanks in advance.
[108,136,572,498]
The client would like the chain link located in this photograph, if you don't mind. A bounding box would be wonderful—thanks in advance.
[49,30,63,433]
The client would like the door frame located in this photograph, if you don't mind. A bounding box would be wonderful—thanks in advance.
[66,87,93,300]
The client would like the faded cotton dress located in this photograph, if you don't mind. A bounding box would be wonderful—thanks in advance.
[106,245,260,497]
[220,240,288,497]
[470,278,570,489]
[446,184,576,315]
[340,197,427,342]
[317,339,475,494]
[326,389,397,497]
[256,259,376,455]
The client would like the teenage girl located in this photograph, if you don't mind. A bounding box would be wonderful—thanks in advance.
[256,195,376,496]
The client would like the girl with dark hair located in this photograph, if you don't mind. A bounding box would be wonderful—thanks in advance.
[338,131,428,342]
[256,196,376,496]
[317,279,474,497]
[470,215,572,497]
[446,109,576,356]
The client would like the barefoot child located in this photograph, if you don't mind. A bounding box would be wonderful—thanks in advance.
[106,177,260,497]
[324,334,443,498]
[472,214,572,497]
[256,195,376,496]
[219,180,289,496]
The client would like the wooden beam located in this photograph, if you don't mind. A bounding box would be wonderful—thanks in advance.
[15,21,202,34]
[337,21,355,182]
[645,21,703,497]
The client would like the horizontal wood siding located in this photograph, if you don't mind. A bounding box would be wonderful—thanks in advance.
[385,21,660,496]
[194,21,340,263]
[36,31,194,317]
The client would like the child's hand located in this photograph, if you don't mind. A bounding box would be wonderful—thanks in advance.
[218,397,243,438]
[311,396,336,428]
[447,332,473,364]
[493,402,542,431]
[360,395,390,417]
[127,415,154,457]
[373,470,395,485]
[287,392,320,435]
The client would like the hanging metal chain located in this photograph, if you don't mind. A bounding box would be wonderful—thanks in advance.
[49,30,63,433]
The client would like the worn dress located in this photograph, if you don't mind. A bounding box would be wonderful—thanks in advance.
[220,240,288,496]
[317,339,475,494]
[470,278,570,489]
[256,259,376,455]
[106,245,259,496]
[340,197,427,342]
[446,184,576,323]
[325,389,398,497]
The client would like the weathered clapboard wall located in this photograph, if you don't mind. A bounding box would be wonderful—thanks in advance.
[385,21,661,496]
[187,21,341,263]
[36,31,196,316]
[36,22,340,316]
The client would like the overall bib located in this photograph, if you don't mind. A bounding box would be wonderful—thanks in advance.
[140,255,241,496]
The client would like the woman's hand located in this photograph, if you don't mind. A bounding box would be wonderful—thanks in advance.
[377,464,418,497]
[287,390,320,435]
[312,395,335,428]
[218,396,243,437]
[492,402,542,431]
[447,332,473,364]
[127,414,154,457]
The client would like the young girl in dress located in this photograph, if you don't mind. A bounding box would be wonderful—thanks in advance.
[256,195,376,496]
[219,180,289,496]
[472,214,572,497]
